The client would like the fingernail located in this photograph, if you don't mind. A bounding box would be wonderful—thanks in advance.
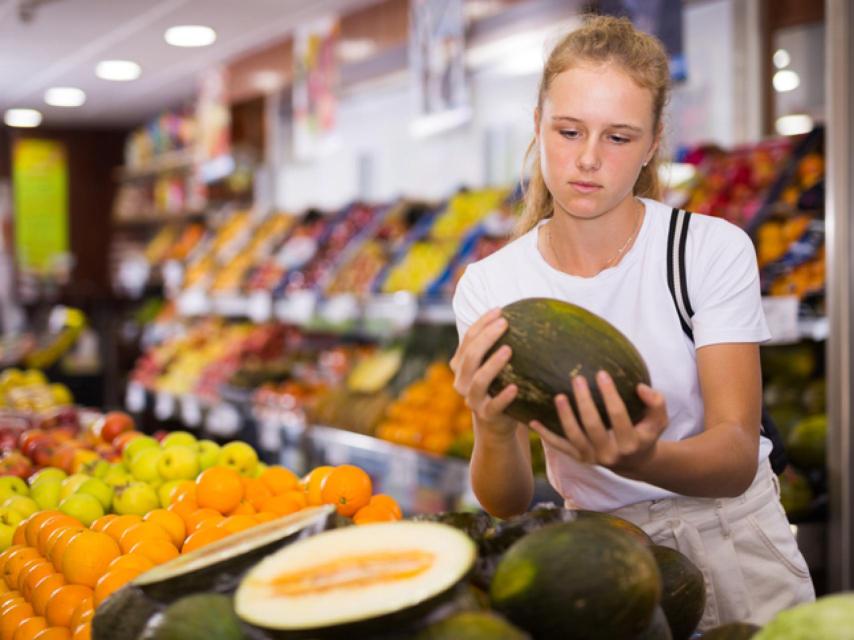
[573,376,586,389]
[597,370,611,385]
[500,345,512,357]
[496,318,508,329]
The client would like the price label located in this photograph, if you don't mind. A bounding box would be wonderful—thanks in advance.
[180,396,203,428]
[319,294,359,325]
[177,288,211,317]
[248,291,273,323]
[276,290,318,325]
[154,392,176,421]
[205,403,241,437]
[762,296,800,345]
[364,293,418,332]
[125,382,146,413]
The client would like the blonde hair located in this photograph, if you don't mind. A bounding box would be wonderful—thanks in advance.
[517,14,671,236]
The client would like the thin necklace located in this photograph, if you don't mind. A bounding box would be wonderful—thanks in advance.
[548,200,643,275]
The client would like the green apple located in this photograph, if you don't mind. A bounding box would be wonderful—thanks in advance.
[59,493,104,527]
[160,431,197,449]
[129,448,163,484]
[76,478,113,511]
[158,480,183,509]
[113,482,159,516]
[30,478,62,510]
[79,458,109,479]
[0,523,13,551]
[196,440,221,471]
[0,505,25,529]
[218,441,259,476]
[252,462,269,479]
[103,463,133,489]
[2,495,39,518]
[28,467,67,486]
[157,446,199,482]
[0,476,29,502]
[122,436,159,469]
[60,473,90,500]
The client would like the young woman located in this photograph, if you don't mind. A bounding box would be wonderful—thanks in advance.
[451,15,814,629]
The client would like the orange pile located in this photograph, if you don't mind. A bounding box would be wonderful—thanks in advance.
[375,362,472,455]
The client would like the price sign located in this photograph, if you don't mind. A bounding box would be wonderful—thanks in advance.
[180,396,203,428]
[248,291,273,323]
[319,294,359,325]
[125,382,146,413]
[205,403,241,437]
[276,290,318,325]
[154,392,176,421]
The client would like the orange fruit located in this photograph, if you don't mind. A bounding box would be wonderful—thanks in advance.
[118,522,171,554]
[228,500,256,516]
[23,512,63,549]
[44,585,92,628]
[127,539,179,566]
[353,505,398,525]
[142,510,186,548]
[0,546,24,578]
[0,589,22,608]
[241,478,272,510]
[258,466,299,495]
[61,532,120,588]
[283,490,307,509]
[30,574,65,616]
[12,522,27,547]
[259,494,301,517]
[18,560,55,601]
[320,465,373,516]
[196,468,243,514]
[216,515,257,535]
[88,515,117,533]
[70,624,89,640]
[1,602,35,640]
[185,509,224,533]
[93,569,139,607]
[0,595,25,615]
[181,527,229,554]
[46,528,85,573]
[67,596,92,631]
[367,494,403,519]
[34,629,72,640]
[106,554,154,574]
[166,501,196,528]
[36,517,79,556]
[169,481,197,506]
[102,515,143,543]
[12,616,47,640]
[254,512,277,524]
[3,548,42,591]
[303,466,334,506]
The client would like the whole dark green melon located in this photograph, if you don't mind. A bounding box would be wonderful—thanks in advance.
[650,545,706,640]
[703,622,761,639]
[486,298,650,434]
[137,594,245,640]
[414,611,530,639]
[576,510,654,546]
[635,607,673,640]
[92,584,162,640]
[490,520,661,639]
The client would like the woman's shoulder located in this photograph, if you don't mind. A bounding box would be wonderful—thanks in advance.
[685,210,754,254]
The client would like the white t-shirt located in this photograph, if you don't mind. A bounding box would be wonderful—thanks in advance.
[452,197,772,511]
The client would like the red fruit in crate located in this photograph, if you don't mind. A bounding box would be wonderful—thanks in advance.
[19,430,50,459]
[95,413,135,444]
[30,441,56,468]
[49,444,78,474]
[0,452,33,478]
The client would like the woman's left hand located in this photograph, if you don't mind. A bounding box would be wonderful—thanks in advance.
[529,370,669,475]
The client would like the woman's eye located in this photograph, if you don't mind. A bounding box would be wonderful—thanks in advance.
[559,130,579,139]
[609,135,629,144]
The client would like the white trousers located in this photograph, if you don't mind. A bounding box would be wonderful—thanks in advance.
[609,459,815,630]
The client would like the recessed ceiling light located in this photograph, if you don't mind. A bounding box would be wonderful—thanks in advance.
[164,25,217,47]
[775,114,813,137]
[44,87,86,107]
[773,69,800,93]
[96,60,142,81]
[773,48,791,69]
[4,108,42,128]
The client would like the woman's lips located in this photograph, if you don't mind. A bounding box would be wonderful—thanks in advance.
[569,181,602,193]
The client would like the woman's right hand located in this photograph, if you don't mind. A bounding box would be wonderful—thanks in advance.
[450,308,519,437]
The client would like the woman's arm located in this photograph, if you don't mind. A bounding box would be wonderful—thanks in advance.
[529,342,762,498]
[627,342,761,497]
[470,420,534,518]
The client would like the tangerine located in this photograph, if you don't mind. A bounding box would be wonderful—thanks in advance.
[142,510,186,548]
[258,466,299,495]
[101,515,142,543]
[106,554,154,573]
[185,508,224,533]
[320,465,372,516]
[35,629,72,640]
[12,616,47,640]
[196,468,243,514]
[44,585,92,627]
[0,602,36,640]
[303,466,334,506]
[181,527,229,554]
[93,568,139,607]
[61,532,120,588]
[127,539,179,566]
[30,574,65,616]
[118,522,171,554]
[67,596,93,631]
[216,515,257,534]
[241,478,272,510]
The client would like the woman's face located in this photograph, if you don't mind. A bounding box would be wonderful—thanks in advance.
[536,62,658,219]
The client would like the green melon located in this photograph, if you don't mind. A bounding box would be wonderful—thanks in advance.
[92,584,162,640]
[490,520,661,639]
[415,611,530,639]
[137,594,245,640]
[650,545,705,640]
[486,298,651,434]
[702,622,761,639]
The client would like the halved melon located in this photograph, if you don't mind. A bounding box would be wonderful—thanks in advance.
[235,521,476,634]
[134,505,334,603]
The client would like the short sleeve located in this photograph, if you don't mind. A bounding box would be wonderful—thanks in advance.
[688,221,771,348]
[452,263,490,342]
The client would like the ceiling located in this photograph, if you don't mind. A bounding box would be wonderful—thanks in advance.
[0,0,373,128]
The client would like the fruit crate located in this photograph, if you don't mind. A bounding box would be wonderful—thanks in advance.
[302,424,469,516]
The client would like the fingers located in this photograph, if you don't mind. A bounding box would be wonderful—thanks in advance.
[453,315,509,395]
[554,394,596,463]
[477,383,518,421]
[635,383,669,438]
[468,345,513,408]
[572,376,612,453]
[529,420,583,460]
[596,370,638,452]
[450,308,502,372]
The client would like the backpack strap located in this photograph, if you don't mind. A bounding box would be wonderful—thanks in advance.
[666,207,788,474]
[667,208,694,340]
